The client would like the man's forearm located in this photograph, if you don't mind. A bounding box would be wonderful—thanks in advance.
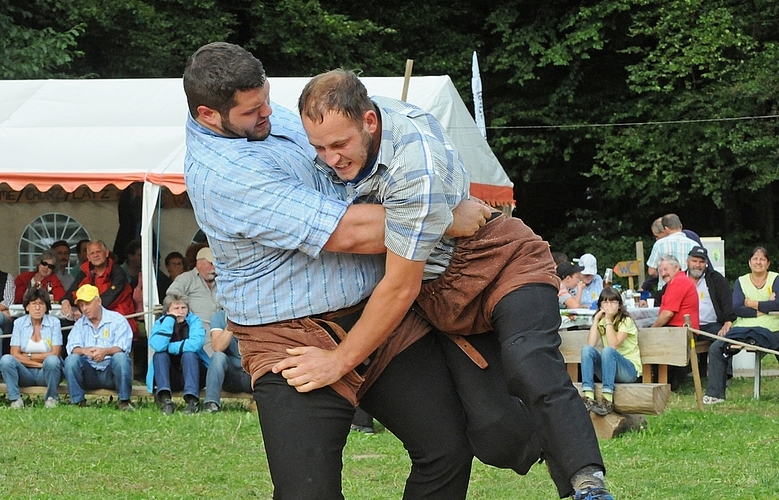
[334,254,424,369]
[652,310,674,327]
[324,204,386,254]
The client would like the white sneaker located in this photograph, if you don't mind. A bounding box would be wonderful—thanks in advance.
[703,395,725,405]
[45,397,58,409]
[10,398,24,409]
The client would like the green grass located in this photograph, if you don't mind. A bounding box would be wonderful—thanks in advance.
[2,366,779,499]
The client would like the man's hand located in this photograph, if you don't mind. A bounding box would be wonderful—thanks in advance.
[446,198,493,238]
[272,346,352,392]
[86,347,109,362]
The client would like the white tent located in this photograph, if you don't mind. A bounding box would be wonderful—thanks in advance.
[0,76,516,322]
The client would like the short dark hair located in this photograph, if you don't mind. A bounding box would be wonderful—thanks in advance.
[51,240,70,252]
[298,68,373,126]
[76,239,90,253]
[125,239,141,256]
[165,251,186,267]
[183,42,266,119]
[23,286,52,312]
[751,246,771,262]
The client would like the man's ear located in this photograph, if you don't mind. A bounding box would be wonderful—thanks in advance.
[197,105,221,127]
[363,109,379,134]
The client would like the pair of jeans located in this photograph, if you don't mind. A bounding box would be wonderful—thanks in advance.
[204,351,251,406]
[705,339,732,399]
[491,284,605,497]
[0,354,63,400]
[152,351,202,399]
[63,352,133,403]
[252,332,473,500]
[581,345,638,395]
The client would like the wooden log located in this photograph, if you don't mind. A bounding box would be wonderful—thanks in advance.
[572,382,670,415]
[590,412,648,439]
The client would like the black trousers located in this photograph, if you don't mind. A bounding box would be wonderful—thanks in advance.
[253,332,473,500]
[434,329,541,474]
[491,284,605,498]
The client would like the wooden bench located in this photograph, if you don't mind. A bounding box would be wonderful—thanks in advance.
[559,326,702,438]
[0,383,253,402]
[726,345,768,399]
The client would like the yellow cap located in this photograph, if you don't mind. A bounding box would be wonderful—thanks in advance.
[75,284,100,304]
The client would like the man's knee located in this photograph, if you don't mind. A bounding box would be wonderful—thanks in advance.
[209,351,228,371]
[63,354,81,373]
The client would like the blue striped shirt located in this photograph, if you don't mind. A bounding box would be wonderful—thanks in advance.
[313,97,469,280]
[184,104,384,325]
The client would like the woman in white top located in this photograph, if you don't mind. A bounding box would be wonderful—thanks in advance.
[0,287,63,408]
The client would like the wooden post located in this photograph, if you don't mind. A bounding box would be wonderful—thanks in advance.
[401,59,414,101]
[685,314,704,410]
[636,241,645,287]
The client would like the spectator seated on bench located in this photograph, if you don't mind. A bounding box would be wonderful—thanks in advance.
[203,309,251,413]
[581,287,642,417]
[705,246,779,404]
[684,245,735,377]
[147,293,210,415]
[63,284,134,411]
[0,287,63,408]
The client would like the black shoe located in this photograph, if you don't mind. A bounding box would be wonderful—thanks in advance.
[591,399,613,416]
[202,401,220,413]
[350,424,376,434]
[161,399,175,415]
[118,400,135,412]
[183,400,200,415]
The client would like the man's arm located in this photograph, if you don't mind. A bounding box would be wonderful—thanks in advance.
[211,327,234,353]
[651,310,673,327]
[323,199,491,254]
[273,250,424,391]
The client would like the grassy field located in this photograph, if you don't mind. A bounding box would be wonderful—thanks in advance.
[1,362,778,499]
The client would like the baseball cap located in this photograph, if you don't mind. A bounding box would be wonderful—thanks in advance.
[575,253,598,276]
[75,284,100,304]
[556,262,584,279]
[196,247,214,263]
[688,246,708,259]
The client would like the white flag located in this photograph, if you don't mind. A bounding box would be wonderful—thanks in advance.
[471,51,487,140]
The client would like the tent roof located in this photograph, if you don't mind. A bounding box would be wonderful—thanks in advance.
[0,76,514,206]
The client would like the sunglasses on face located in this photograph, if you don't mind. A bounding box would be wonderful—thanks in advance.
[41,262,57,270]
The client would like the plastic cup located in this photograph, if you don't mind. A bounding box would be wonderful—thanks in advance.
[646,298,655,308]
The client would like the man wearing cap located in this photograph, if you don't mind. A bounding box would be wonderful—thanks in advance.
[574,254,604,307]
[63,284,134,410]
[686,246,734,338]
[166,247,219,354]
[557,262,585,309]
[686,246,735,376]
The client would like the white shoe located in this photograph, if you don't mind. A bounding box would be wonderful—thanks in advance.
[45,397,58,409]
[703,395,725,405]
[10,398,24,409]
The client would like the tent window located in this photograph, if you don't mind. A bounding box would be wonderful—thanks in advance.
[19,213,90,273]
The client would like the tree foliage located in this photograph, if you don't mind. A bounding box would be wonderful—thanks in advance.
[5,0,779,261]
[1,2,83,78]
